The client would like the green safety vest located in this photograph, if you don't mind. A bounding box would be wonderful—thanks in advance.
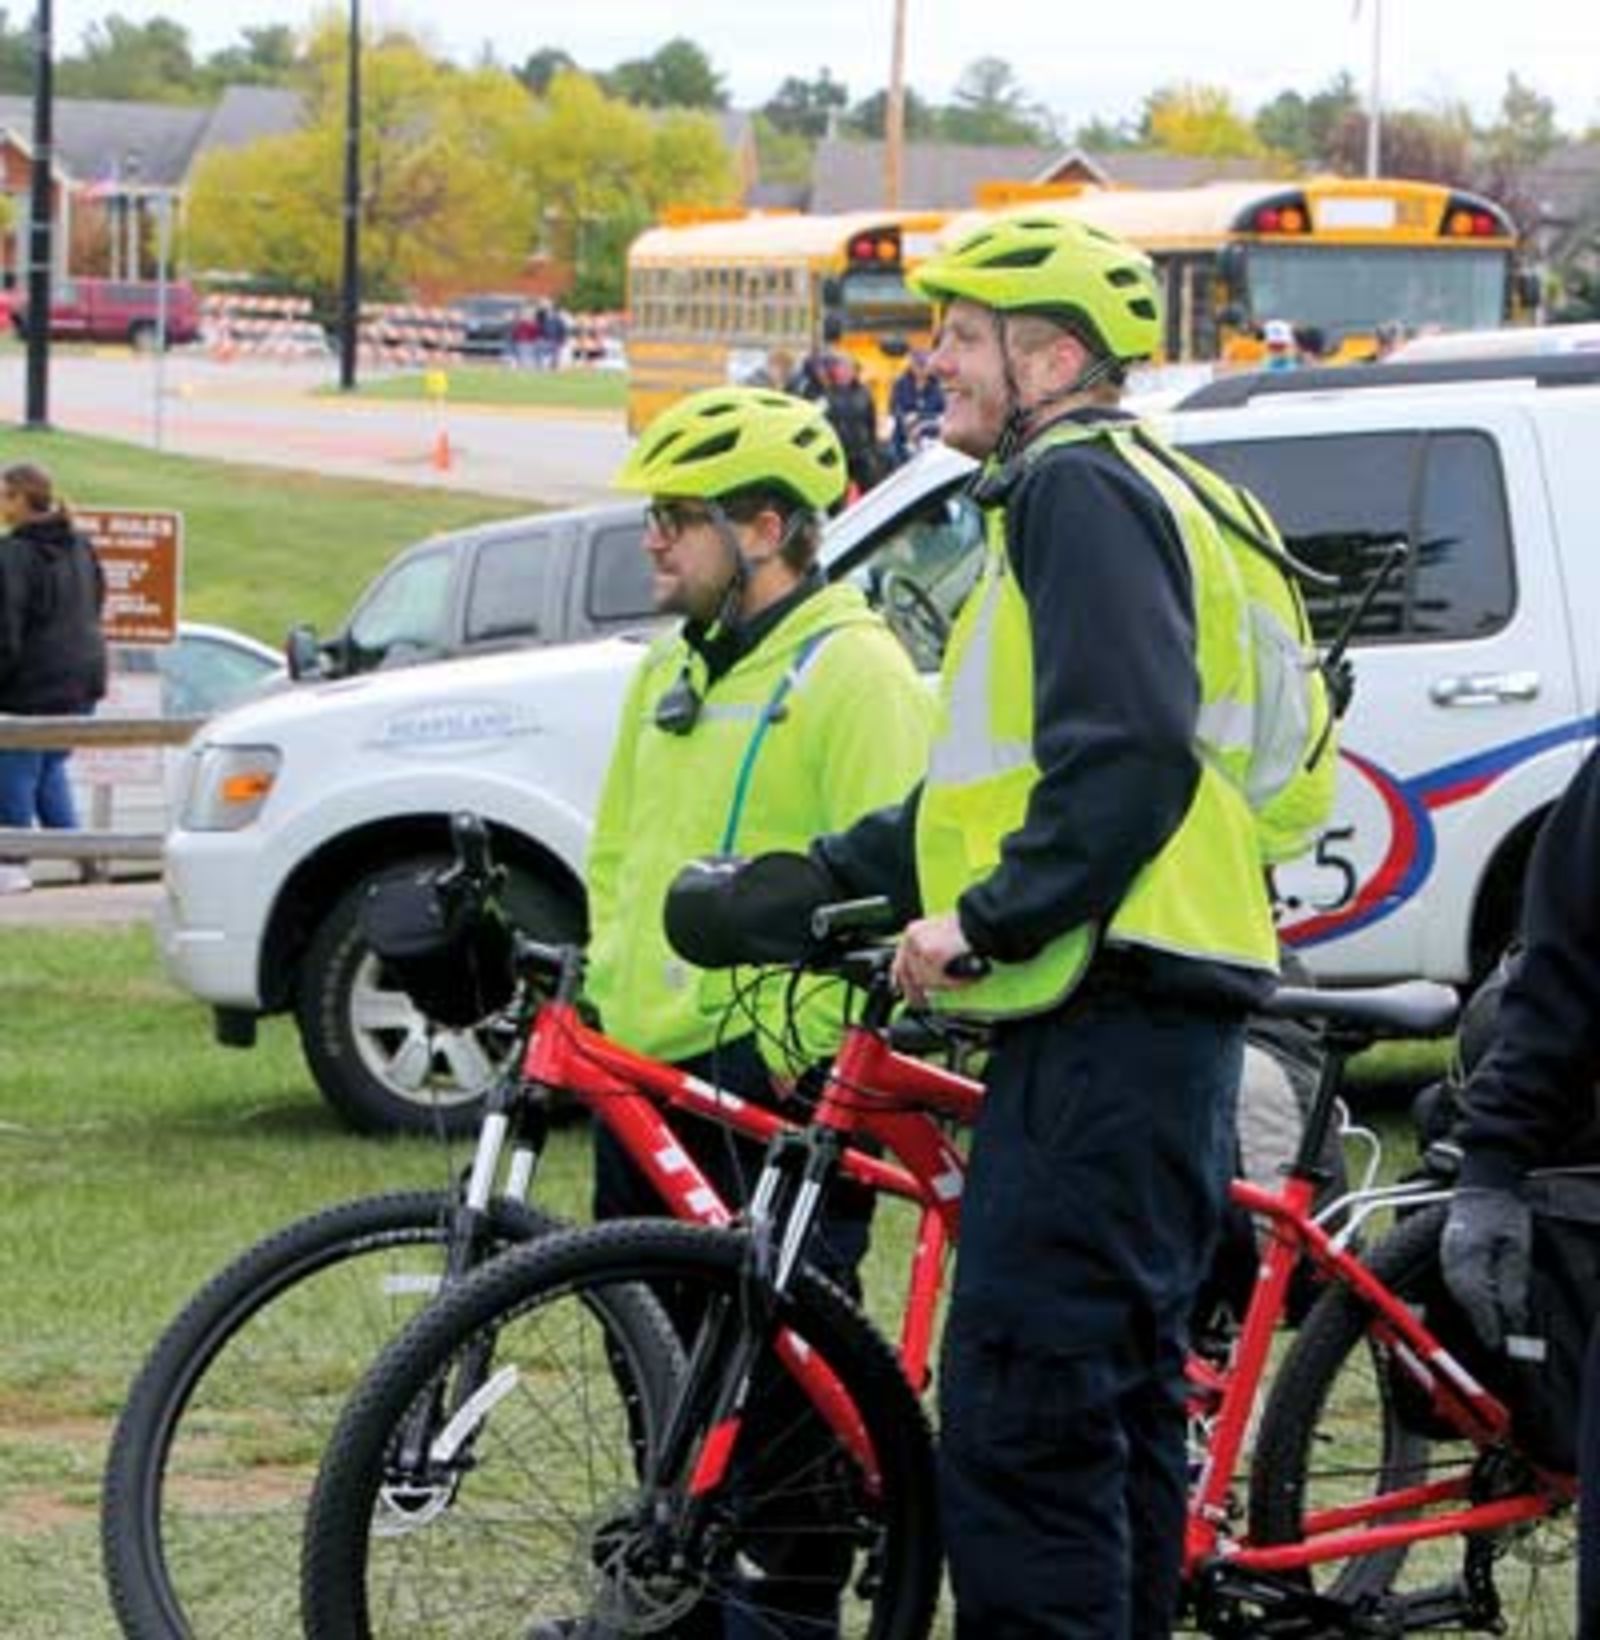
[587,579,933,1066]
[915,420,1278,1019]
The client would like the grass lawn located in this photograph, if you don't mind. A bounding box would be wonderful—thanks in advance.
[0,922,1453,1637]
[0,427,532,640]
[332,365,627,413]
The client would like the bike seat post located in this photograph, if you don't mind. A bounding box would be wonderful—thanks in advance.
[1288,1023,1365,1183]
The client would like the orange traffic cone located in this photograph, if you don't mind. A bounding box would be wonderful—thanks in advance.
[431,427,453,472]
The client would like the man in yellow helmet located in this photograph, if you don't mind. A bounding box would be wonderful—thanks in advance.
[813,212,1280,1635]
[574,385,931,1640]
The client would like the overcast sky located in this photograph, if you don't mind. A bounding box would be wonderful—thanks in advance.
[54,0,1600,135]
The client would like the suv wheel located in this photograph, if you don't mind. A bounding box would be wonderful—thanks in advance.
[294,855,581,1136]
[128,320,158,351]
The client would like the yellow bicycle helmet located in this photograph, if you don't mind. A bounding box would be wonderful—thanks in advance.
[614,387,847,512]
[911,212,1162,363]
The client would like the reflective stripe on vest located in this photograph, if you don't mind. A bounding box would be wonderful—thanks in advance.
[914,421,1277,1020]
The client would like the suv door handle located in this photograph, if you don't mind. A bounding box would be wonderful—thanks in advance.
[1429,670,1541,707]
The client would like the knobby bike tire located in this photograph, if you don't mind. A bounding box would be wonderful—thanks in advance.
[1249,1203,1576,1631]
[302,1219,941,1640]
[101,1190,615,1639]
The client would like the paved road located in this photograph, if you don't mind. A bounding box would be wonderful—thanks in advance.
[0,876,162,928]
[0,352,632,506]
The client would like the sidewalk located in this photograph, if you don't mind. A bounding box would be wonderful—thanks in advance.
[0,877,162,928]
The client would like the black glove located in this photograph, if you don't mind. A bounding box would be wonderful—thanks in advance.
[1439,1186,1533,1352]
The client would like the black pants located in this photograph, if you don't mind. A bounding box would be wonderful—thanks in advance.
[938,988,1244,1639]
[592,1036,873,1640]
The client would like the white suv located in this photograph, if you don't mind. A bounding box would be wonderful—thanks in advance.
[162,356,1600,1132]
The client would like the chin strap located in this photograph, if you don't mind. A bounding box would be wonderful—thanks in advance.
[991,312,1122,466]
[708,506,817,634]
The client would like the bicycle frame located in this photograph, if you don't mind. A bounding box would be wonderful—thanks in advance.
[1186,1169,1573,1583]
[495,942,1574,1615]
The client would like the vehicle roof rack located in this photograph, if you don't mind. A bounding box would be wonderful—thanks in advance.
[1176,352,1600,410]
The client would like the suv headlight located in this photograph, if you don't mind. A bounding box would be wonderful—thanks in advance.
[181,745,281,831]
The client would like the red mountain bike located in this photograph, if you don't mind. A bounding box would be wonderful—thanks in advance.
[101,830,984,1640]
[301,897,1573,1639]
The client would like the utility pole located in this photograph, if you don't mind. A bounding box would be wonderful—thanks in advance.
[884,0,908,207]
[338,0,361,391]
[1362,0,1383,178]
[24,0,54,428]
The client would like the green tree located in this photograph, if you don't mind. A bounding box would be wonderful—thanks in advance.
[1073,114,1140,152]
[763,69,848,139]
[607,37,727,110]
[1142,83,1264,158]
[0,8,32,93]
[59,13,203,102]
[1254,75,1360,166]
[528,70,735,306]
[937,57,1054,146]
[752,112,814,187]
[515,46,577,97]
[201,24,298,89]
[844,87,936,142]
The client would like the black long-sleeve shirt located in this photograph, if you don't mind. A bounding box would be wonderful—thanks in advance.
[817,409,1272,1010]
[1456,746,1600,1190]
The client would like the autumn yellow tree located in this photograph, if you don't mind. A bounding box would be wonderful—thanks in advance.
[187,32,735,310]
[526,69,737,308]
[1143,83,1268,160]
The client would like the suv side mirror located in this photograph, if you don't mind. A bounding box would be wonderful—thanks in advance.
[285,624,325,682]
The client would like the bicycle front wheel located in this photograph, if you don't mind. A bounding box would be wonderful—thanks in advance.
[303,1219,941,1640]
[102,1190,621,1639]
[1249,1204,1576,1633]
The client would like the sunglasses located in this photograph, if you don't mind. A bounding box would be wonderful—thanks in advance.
[645,500,721,541]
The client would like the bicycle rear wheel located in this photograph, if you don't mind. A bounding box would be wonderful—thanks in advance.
[103,1190,669,1639]
[303,1219,941,1640]
[1249,1204,1576,1634]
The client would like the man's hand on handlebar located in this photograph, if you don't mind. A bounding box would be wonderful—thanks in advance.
[892,912,986,1005]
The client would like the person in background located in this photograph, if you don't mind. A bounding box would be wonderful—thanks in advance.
[1439,743,1600,1637]
[567,385,932,1640]
[888,346,946,466]
[785,349,831,402]
[0,461,107,895]
[510,306,543,370]
[812,211,1279,1636]
[821,351,883,498]
[1372,319,1408,361]
[1262,318,1299,371]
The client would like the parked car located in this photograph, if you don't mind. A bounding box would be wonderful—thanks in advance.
[161,449,981,1132]
[453,293,526,357]
[74,622,282,836]
[285,503,659,682]
[162,351,1600,1133]
[11,276,202,348]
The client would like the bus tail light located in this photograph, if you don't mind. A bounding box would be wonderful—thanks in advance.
[1238,193,1310,235]
[849,228,902,268]
[1441,194,1512,239]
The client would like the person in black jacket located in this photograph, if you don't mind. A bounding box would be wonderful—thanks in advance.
[811,214,1276,1637]
[0,462,107,892]
[1441,743,1600,1634]
[820,351,883,496]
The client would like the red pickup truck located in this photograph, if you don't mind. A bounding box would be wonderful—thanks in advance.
[10,277,201,348]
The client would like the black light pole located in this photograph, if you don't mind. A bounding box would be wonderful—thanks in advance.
[24,0,54,428]
[337,0,360,391]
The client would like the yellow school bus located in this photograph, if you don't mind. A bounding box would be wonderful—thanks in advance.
[625,210,948,432]
[947,176,1528,365]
